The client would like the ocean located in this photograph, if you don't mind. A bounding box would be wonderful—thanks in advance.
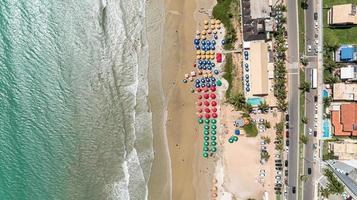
[0,0,155,199]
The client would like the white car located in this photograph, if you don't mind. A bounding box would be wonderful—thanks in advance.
[315,21,318,28]
[276,171,282,175]
[308,128,313,135]
[307,45,312,52]
[315,39,318,45]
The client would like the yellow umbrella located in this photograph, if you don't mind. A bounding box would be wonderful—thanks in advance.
[201,50,206,55]
[208,73,212,77]
[210,50,214,55]
[196,55,201,59]
[203,74,208,78]
[201,30,207,35]
[196,50,201,55]
[196,30,201,35]
[210,25,215,30]
[210,19,216,25]
[206,55,210,59]
[210,55,215,59]
[204,20,209,25]
[201,35,206,40]
[204,25,209,30]
[216,20,221,24]
[216,25,221,29]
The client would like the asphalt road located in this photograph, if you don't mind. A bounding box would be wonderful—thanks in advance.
[303,0,319,199]
[287,0,300,199]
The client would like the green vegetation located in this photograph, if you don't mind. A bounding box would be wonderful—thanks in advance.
[223,54,234,98]
[300,134,309,144]
[260,151,270,161]
[323,45,340,85]
[299,81,311,93]
[261,136,271,144]
[323,168,345,196]
[274,120,285,151]
[228,93,246,110]
[323,96,332,110]
[298,69,305,200]
[323,0,357,45]
[263,121,271,129]
[301,116,308,124]
[258,101,269,113]
[212,0,239,50]
[298,0,306,53]
[244,120,258,137]
[322,140,338,160]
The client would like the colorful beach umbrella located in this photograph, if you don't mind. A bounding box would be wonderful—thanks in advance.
[211,119,216,124]
[197,101,202,106]
[211,125,217,130]
[198,114,203,118]
[204,101,210,106]
[197,88,202,92]
[204,142,209,146]
[197,95,202,99]
[204,130,209,135]
[216,80,222,86]
[211,141,217,146]
[198,119,203,124]
[211,130,216,135]
[212,108,217,112]
[212,113,218,118]
[211,136,217,140]
[203,152,208,158]
[210,93,216,99]
[205,113,210,119]
[197,108,202,113]
[203,94,209,99]
[210,86,216,92]
[211,147,217,152]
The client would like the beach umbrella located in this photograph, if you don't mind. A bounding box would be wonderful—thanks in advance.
[197,108,202,113]
[198,119,203,124]
[204,136,209,141]
[203,146,209,151]
[198,114,203,118]
[211,101,217,106]
[204,125,209,130]
[203,152,208,158]
[216,20,221,24]
[203,94,209,99]
[211,125,217,130]
[210,55,215,60]
[202,30,207,35]
[204,20,209,25]
[214,69,219,75]
[211,130,216,135]
[210,86,216,92]
[210,93,216,99]
[211,147,217,152]
[204,101,210,106]
[212,108,217,112]
[196,30,201,35]
[201,35,206,40]
[197,95,202,99]
[205,119,210,124]
[216,24,221,29]
[213,30,217,34]
[205,108,210,113]
[207,29,212,34]
[214,34,218,39]
[204,130,209,135]
[203,87,209,92]
[212,82,216,87]
[221,40,225,45]
[210,25,215,30]
[196,50,201,55]
[211,77,216,81]
[197,88,202,92]
[206,83,211,87]
[211,119,217,124]
[212,113,218,118]
[205,113,211,119]
[228,139,234,143]
[211,141,217,146]
[201,40,206,45]
[210,19,216,24]
[235,130,240,135]
[207,40,211,46]
[216,80,222,86]
[197,101,202,106]
[204,141,209,146]
[233,136,238,141]
[182,79,187,83]
[194,39,199,45]
[204,25,209,30]
[196,55,201,59]
[195,45,200,50]
[211,136,217,140]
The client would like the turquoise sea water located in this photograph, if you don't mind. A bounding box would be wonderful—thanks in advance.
[0,0,153,199]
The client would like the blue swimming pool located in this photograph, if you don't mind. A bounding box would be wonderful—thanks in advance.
[323,119,331,138]
[323,89,328,98]
[247,97,264,106]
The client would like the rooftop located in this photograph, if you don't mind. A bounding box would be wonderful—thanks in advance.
[328,4,357,25]
[331,103,357,136]
[248,41,269,96]
[333,83,357,101]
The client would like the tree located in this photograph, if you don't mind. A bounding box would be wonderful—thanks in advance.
[263,121,271,129]
[261,136,271,144]
[277,100,288,111]
[320,187,330,199]
[299,81,311,93]
[301,56,309,66]
[302,116,308,124]
[244,103,253,113]
[275,121,285,134]
[300,135,309,144]
[261,151,270,161]
[258,101,270,113]
[229,93,246,111]
[275,142,284,151]
[323,96,331,108]
[300,175,309,182]
[323,168,345,195]
[301,0,308,9]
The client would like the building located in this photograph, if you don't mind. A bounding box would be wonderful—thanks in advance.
[340,65,357,81]
[331,103,357,136]
[333,83,357,101]
[248,41,269,96]
[327,160,357,197]
[330,141,357,160]
[335,45,357,62]
[328,4,357,26]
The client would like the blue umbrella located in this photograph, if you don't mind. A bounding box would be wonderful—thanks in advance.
[195,45,200,50]
[212,40,216,44]
[199,60,203,64]
[198,65,203,69]
[195,79,200,83]
[207,41,211,45]
[235,130,240,135]
[207,66,212,70]
[203,66,207,70]
[211,77,216,81]
[195,84,200,88]
[211,63,215,67]
[214,35,218,39]
[211,46,215,50]
[221,40,225,45]
[201,40,206,45]
[194,39,199,45]
[214,69,219,74]
[206,83,211,87]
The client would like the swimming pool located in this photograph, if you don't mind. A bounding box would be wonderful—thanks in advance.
[323,119,331,138]
[247,97,264,106]
[323,89,328,98]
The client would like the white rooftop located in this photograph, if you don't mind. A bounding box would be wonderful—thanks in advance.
[341,66,355,79]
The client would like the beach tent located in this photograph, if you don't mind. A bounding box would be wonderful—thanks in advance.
[216,53,222,63]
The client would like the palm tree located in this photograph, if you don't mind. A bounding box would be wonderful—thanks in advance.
[299,81,311,93]
[301,56,309,66]
[258,101,269,113]
[229,93,246,111]
[244,103,253,113]
[300,135,309,144]
[261,136,271,144]
[261,151,270,161]
[263,121,271,129]
[320,187,330,199]
[301,116,308,124]
[323,97,331,108]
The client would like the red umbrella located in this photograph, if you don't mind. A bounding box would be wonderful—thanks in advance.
[212,113,218,118]
[193,63,197,67]
[211,101,217,106]
[204,101,210,106]
[197,101,202,106]
[198,114,203,118]
[203,87,209,92]
[198,95,202,99]
[198,108,203,113]
[205,108,210,113]
[197,88,202,92]
[212,108,217,112]
[210,86,216,92]
[210,93,216,99]
[205,113,211,119]
[203,94,209,99]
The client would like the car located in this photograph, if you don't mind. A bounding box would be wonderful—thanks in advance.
[285,114,289,121]
[286,140,289,146]
[308,168,312,175]
[276,167,283,170]
[313,143,317,149]
[261,146,267,151]
[275,180,282,184]
[307,45,312,52]
[276,171,282,175]
[308,128,313,135]
[285,170,288,176]
[315,39,318,45]
[292,187,296,194]
[275,183,282,188]
[275,175,281,180]
[260,172,266,177]
[285,160,288,167]
[314,95,318,102]
[244,63,249,68]
[275,154,281,159]
[286,131,289,138]
[275,159,282,163]
[285,123,289,129]
[314,12,318,20]
[313,131,317,137]
[276,163,283,167]
[315,48,318,55]
[260,140,266,145]
[315,21,318,28]
[244,51,249,56]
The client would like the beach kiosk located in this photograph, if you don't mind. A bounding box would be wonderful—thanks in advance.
[216,53,222,63]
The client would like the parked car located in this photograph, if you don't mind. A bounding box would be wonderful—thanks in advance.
[286,131,289,138]
[313,143,317,149]
[285,160,288,167]
[308,128,313,135]
[307,45,312,52]
[314,95,317,102]
[308,168,312,175]
[285,170,288,176]
[314,12,318,20]
[285,123,289,129]
[313,131,317,137]
[286,140,289,146]
[292,187,296,194]
[285,114,289,121]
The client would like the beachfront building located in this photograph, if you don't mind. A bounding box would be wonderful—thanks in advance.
[340,65,357,81]
[328,4,357,27]
[330,141,357,160]
[331,103,357,136]
[335,45,357,62]
[333,83,357,101]
[249,41,268,96]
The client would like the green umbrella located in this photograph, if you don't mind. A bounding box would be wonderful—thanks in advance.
[228,139,234,143]
[216,80,222,86]
[204,125,209,130]
[204,130,209,135]
[211,119,217,124]
[205,119,210,124]
[233,136,238,141]
[211,130,216,135]
[204,136,209,141]
[204,142,209,146]
[211,141,217,146]
[211,125,217,130]
[198,119,203,124]
[211,147,217,152]
[203,146,209,151]
[211,136,217,140]
[203,152,209,158]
